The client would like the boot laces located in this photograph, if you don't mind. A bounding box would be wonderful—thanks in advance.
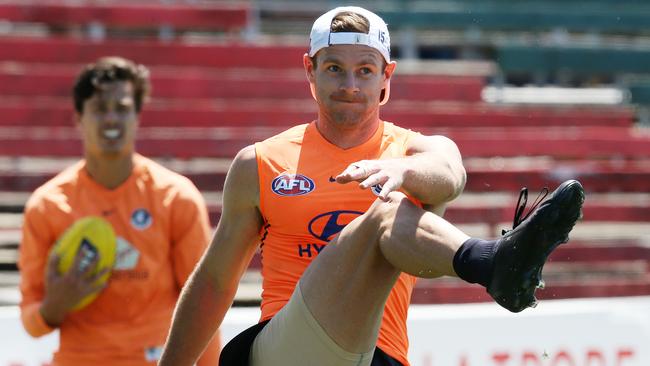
[501,186,549,235]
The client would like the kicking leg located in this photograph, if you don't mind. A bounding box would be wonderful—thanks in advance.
[300,179,585,353]
[250,180,584,365]
[249,192,438,366]
[299,192,465,354]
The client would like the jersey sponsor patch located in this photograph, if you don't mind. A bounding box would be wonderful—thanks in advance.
[308,210,363,241]
[113,237,140,270]
[130,208,152,230]
[272,173,315,196]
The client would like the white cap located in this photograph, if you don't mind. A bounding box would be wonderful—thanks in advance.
[308,6,391,63]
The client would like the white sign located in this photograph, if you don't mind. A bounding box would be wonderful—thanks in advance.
[1,297,649,366]
[406,297,649,366]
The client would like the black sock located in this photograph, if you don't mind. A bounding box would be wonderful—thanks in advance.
[452,238,498,288]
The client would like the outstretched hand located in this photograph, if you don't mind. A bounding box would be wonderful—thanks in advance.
[335,159,408,200]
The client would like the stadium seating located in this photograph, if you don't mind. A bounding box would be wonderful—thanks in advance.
[629,82,650,105]
[412,239,650,304]
[231,237,650,304]
[0,1,250,37]
[2,125,649,159]
[0,97,636,127]
[0,37,305,68]
[259,0,650,33]
[0,0,648,306]
[0,63,484,101]
[3,159,650,194]
[377,2,650,33]
[497,45,650,78]
[181,204,650,241]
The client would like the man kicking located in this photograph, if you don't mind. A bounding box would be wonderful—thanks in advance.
[159,6,584,366]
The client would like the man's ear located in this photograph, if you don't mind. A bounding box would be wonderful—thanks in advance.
[304,53,318,102]
[380,61,397,105]
[303,53,316,83]
[384,61,396,83]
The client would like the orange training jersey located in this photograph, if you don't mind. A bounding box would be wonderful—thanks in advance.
[255,121,419,366]
[19,154,220,366]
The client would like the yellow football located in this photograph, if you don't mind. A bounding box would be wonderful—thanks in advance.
[51,216,117,311]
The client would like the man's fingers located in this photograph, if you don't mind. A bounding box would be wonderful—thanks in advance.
[335,166,363,183]
[378,177,401,200]
[78,253,101,277]
[359,173,387,189]
[69,247,87,275]
[83,281,108,297]
[88,267,111,283]
[47,253,61,278]
[336,163,375,183]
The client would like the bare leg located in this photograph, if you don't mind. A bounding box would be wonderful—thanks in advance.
[300,192,469,353]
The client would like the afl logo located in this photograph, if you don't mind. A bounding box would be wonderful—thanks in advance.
[131,208,152,230]
[272,174,315,196]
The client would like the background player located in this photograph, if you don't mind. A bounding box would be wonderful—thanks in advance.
[18,56,221,365]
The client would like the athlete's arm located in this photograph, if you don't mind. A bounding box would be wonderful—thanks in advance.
[19,199,106,334]
[159,145,264,366]
[336,134,466,206]
[168,181,222,366]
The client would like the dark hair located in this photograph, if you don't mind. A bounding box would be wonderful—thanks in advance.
[73,56,151,114]
[310,11,371,69]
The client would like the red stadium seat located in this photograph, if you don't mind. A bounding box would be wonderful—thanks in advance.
[1,125,647,159]
[3,161,650,193]
[410,278,650,304]
[0,97,635,128]
[0,1,250,33]
[411,240,650,304]
[229,240,650,304]
[204,204,650,233]
[0,63,485,102]
[0,37,305,68]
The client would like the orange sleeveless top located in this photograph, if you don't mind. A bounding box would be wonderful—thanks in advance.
[255,121,419,365]
[19,154,219,365]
